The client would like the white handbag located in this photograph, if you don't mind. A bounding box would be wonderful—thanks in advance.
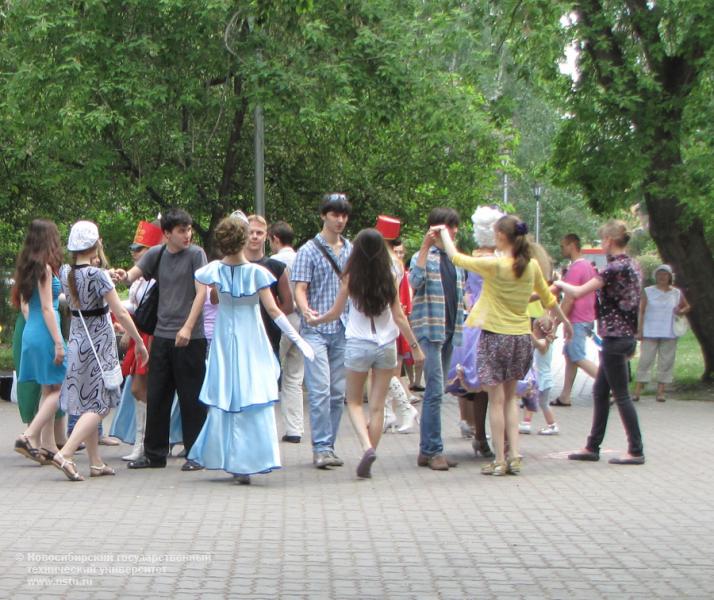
[76,309,124,390]
[673,315,689,338]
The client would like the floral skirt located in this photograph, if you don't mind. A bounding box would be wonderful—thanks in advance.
[476,331,534,387]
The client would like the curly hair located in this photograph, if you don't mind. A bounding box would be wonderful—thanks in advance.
[343,228,396,317]
[12,219,64,307]
[214,216,247,256]
[495,215,532,279]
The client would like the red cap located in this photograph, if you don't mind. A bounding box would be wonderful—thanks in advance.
[375,215,401,240]
[132,221,163,248]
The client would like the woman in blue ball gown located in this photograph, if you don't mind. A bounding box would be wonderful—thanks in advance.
[188,213,314,484]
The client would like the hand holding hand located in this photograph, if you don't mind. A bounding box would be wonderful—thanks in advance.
[411,344,425,367]
[109,268,127,284]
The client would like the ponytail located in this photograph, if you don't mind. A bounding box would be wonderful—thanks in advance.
[495,215,531,279]
[512,234,531,278]
[68,253,80,306]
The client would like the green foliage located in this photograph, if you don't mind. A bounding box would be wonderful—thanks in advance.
[0,0,512,264]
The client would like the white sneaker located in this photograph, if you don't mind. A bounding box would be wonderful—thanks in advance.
[518,421,531,434]
[458,420,475,439]
[538,423,560,435]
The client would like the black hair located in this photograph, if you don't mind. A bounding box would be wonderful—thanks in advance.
[343,228,396,318]
[427,207,459,228]
[388,238,403,248]
[320,193,352,216]
[160,208,193,233]
[267,220,295,246]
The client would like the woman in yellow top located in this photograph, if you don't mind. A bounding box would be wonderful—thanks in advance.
[438,215,572,476]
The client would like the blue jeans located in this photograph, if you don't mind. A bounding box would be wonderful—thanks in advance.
[67,414,103,438]
[419,337,454,457]
[302,327,346,452]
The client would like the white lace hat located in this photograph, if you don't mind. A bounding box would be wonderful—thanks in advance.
[67,221,100,252]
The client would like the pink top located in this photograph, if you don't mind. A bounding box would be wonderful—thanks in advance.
[563,258,597,323]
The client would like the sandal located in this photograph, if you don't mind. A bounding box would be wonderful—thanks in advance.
[51,453,84,482]
[90,464,116,477]
[37,448,56,466]
[549,398,572,407]
[14,435,42,463]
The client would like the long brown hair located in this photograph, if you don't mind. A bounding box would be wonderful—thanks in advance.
[495,215,531,278]
[343,228,396,317]
[11,219,63,307]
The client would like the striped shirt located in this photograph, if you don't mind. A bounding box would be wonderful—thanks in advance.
[409,247,465,345]
[291,234,352,334]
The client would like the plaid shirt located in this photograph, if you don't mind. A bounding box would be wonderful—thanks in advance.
[409,247,465,345]
[291,234,352,334]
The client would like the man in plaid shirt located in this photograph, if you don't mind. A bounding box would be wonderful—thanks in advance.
[409,207,465,471]
[292,194,353,469]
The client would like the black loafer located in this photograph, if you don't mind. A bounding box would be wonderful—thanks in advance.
[281,435,301,444]
[181,459,204,472]
[568,451,600,461]
[127,456,166,469]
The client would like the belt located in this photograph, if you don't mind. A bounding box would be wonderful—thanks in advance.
[71,306,110,317]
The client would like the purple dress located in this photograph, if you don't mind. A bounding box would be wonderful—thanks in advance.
[446,272,538,405]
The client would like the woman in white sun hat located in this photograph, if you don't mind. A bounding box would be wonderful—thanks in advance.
[51,221,148,481]
[633,264,690,403]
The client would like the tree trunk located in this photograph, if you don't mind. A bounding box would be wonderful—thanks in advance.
[645,183,714,382]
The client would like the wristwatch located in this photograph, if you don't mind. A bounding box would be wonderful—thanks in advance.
[410,342,418,349]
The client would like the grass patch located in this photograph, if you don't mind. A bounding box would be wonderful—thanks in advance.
[631,330,713,401]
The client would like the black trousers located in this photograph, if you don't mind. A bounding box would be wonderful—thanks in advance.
[144,336,207,464]
[587,336,644,457]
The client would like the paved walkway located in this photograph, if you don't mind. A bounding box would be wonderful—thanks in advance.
[1,338,713,599]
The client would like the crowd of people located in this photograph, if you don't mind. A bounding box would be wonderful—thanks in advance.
[10,194,691,482]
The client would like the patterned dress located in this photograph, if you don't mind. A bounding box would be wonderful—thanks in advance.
[59,265,121,417]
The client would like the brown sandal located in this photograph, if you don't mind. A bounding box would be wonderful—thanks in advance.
[14,435,42,464]
[51,453,84,481]
[37,448,56,466]
[90,464,116,477]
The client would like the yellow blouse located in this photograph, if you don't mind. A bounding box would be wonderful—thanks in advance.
[452,254,556,335]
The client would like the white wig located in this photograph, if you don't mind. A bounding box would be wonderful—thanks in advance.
[471,206,504,248]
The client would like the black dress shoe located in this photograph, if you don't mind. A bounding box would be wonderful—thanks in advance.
[281,435,301,444]
[181,459,204,472]
[127,456,166,469]
[568,451,600,462]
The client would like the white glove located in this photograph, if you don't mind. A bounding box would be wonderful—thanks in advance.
[274,314,315,362]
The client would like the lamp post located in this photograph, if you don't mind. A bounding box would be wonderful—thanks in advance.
[533,184,543,243]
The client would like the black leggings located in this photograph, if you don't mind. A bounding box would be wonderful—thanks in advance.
[587,337,643,456]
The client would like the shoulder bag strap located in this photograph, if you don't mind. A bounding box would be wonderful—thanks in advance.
[76,309,106,376]
[311,238,342,276]
[140,245,166,304]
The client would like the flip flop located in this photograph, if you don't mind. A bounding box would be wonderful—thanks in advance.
[549,398,572,407]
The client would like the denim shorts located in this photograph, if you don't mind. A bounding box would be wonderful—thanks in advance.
[344,338,398,372]
[564,321,593,362]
